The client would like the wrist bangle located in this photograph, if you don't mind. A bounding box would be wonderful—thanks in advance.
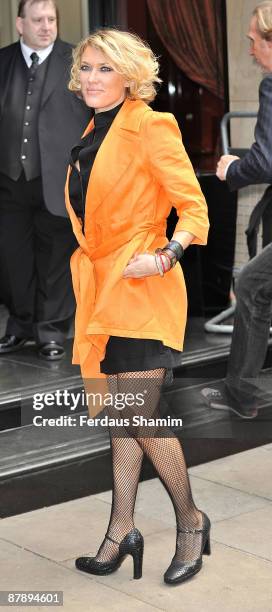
[161,249,177,268]
[159,252,167,274]
[160,251,172,271]
[155,248,175,273]
[154,252,164,276]
[162,240,184,261]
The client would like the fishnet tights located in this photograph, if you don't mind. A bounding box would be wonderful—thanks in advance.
[94,368,203,564]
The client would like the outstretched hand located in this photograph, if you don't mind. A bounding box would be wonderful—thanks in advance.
[122,252,158,278]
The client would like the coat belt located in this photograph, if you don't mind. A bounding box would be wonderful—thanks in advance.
[70,222,166,370]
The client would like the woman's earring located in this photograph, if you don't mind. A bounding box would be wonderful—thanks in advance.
[126,81,134,96]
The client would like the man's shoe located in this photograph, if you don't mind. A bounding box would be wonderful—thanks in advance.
[38,341,65,361]
[201,388,258,419]
[0,334,29,354]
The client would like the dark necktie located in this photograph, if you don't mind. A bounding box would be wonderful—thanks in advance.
[29,51,39,77]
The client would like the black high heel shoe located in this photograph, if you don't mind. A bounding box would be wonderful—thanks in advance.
[75,527,144,579]
[164,511,211,585]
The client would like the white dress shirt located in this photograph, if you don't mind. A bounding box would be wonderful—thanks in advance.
[224,159,236,179]
[20,38,54,67]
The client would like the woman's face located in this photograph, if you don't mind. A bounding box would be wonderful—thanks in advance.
[79,46,128,112]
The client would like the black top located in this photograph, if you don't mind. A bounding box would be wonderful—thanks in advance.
[69,101,123,224]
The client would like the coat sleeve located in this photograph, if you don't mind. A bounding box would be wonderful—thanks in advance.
[142,110,209,245]
[226,76,272,191]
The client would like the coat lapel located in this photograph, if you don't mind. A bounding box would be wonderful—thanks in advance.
[0,43,21,119]
[84,98,152,217]
[41,39,71,108]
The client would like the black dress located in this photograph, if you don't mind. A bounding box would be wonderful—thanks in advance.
[69,102,183,376]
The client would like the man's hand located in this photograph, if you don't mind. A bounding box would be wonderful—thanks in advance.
[122,252,158,278]
[216,154,240,181]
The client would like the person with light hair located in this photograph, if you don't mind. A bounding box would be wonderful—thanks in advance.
[65,28,210,585]
[203,2,272,418]
[254,0,272,39]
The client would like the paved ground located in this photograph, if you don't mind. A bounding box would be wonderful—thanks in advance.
[0,443,271,611]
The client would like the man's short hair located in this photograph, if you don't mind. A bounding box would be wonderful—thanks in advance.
[253,1,272,41]
[17,0,58,18]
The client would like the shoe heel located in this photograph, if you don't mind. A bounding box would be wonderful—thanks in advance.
[203,533,211,556]
[132,548,143,579]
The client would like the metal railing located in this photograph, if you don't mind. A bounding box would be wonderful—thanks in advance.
[204,111,268,334]
[220,111,257,156]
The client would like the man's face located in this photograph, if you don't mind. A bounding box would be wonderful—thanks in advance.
[247,15,272,72]
[16,0,57,50]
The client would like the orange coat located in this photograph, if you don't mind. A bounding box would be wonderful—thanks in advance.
[65,98,209,413]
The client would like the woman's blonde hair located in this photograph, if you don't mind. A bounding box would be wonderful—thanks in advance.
[253,1,272,41]
[68,28,161,103]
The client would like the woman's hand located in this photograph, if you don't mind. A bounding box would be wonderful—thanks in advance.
[122,252,158,278]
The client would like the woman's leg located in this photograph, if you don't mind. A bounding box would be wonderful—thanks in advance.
[117,369,204,563]
[93,375,144,563]
[90,368,204,566]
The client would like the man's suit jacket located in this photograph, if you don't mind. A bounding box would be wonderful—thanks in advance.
[227,74,272,191]
[0,38,90,217]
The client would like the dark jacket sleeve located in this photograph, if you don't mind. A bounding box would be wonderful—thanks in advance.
[226,75,272,191]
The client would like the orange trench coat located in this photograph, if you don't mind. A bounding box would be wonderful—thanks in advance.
[65,97,209,417]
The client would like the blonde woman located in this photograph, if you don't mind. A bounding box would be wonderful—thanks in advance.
[65,28,210,585]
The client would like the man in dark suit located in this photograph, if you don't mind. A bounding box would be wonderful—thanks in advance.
[0,0,90,360]
[202,1,272,418]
